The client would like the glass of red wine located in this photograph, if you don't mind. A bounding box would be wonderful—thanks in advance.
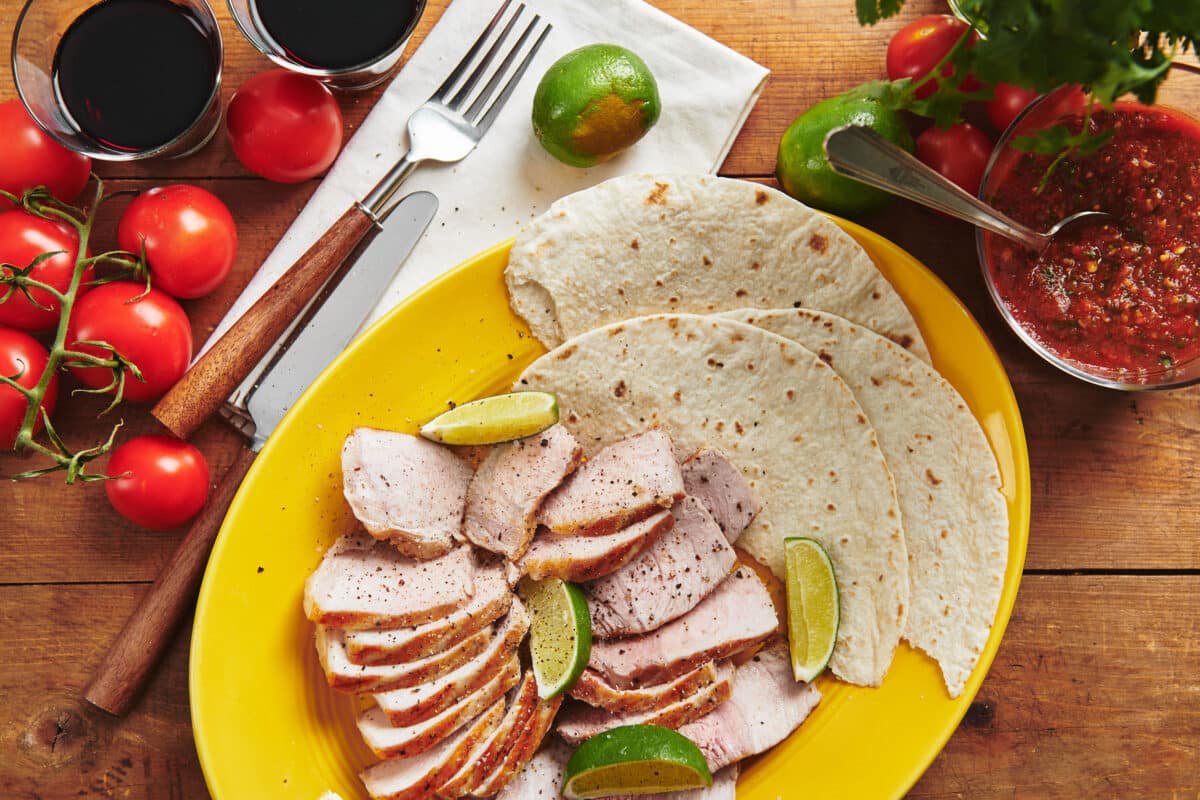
[12,0,223,160]
[226,0,427,91]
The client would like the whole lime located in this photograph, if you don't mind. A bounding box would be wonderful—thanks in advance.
[776,88,914,216]
[532,44,661,168]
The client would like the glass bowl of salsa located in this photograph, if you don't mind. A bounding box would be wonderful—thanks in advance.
[977,68,1200,390]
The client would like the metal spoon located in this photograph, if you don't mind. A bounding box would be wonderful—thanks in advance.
[823,125,1112,249]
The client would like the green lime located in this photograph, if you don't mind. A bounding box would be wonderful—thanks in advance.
[784,537,840,683]
[418,391,558,445]
[776,87,913,216]
[519,576,592,699]
[563,725,712,798]
[532,44,661,168]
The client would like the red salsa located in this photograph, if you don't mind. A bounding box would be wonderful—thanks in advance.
[985,104,1200,373]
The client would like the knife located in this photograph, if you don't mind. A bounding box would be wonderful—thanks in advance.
[84,192,439,716]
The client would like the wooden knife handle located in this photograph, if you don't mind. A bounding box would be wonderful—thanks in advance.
[84,446,258,716]
[152,204,377,439]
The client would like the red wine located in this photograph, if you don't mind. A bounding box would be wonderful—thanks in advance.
[252,0,423,71]
[53,0,218,152]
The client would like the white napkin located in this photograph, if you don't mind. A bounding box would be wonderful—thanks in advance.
[207,0,769,346]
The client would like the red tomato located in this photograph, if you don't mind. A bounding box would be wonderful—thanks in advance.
[916,122,994,197]
[0,100,91,208]
[0,327,57,448]
[105,434,210,529]
[0,210,87,331]
[226,70,343,183]
[986,83,1041,133]
[117,185,238,299]
[66,282,193,403]
[887,14,981,100]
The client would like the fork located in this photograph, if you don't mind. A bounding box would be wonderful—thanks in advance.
[151,0,552,440]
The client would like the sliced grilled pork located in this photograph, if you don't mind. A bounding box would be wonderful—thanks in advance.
[677,644,821,772]
[470,690,565,797]
[556,661,734,745]
[586,496,735,638]
[359,699,504,800]
[463,424,583,559]
[537,430,685,536]
[680,449,759,543]
[344,563,512,666]
[494,738,573,800]
[358,656,521,759]
[316,622,490,694]
[304,533,474,630]
[436,672,539,798]
[342,428,474,558]
[373,599,530,727]
[569,661,721,714]
[518,510,672,582]
[588,567,777,689]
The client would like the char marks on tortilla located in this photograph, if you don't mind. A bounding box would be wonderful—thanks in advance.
[517,313,908,687]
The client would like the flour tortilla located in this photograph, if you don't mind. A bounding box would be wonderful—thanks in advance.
[516,313,908,687]
[725,308,1008,697]
[505,173,929,362]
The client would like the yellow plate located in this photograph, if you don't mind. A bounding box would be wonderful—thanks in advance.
[191,222,1030,800]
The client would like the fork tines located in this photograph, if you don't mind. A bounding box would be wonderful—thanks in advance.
[434,1,552,135]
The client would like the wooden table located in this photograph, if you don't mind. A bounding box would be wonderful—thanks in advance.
[2,1,1198,797]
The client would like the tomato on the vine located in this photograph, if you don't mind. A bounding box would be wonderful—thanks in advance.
[887,14,980,100]
[226,69,343,183]
[915,122,994,197]
[986,83,1041,134]
[66,282,192,403]
[0,210,87,331]
[117,185,237,299]
[0,327,57,448]
[105,434,210,529]
[0,100,91,208]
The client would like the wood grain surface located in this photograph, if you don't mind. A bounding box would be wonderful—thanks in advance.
[0,0,1197,797]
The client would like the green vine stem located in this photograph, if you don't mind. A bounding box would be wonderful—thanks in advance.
[1,181,144,482]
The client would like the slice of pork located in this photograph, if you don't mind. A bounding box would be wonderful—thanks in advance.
[304,533,474,630]
[518,510,672,582]
[680,448,759,544]
[342,428,474,558]
[462,424,583,559]
[677,644,821,772]
[588,566,777,689]
[358,656,521,759]
[316,622,491,694]
[586,496,735,638]
[359,699,504,800]
[344,563,512,666]
[537,429,685,536]
[569,661,721,714]
[494,738,573,800]
[470,689,564,797]
[436,672,540,798]
[373,599,530,727]
[556,661,734,745]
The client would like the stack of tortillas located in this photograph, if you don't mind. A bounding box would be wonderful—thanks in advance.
[504,174,1008,698]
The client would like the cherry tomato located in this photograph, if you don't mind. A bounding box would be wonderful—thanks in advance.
[66,282,192,403]
[117,185,238,299]
[0,210,87,331]
[886,14,981,100]
[0,100,91,208]
[0,327,57,448]
[916,122,994,197]
[226,70,343,183]
[105,434,210,529]
[986,83,1041,134]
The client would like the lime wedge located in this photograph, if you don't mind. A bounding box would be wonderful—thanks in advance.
[519,576,591,699]
[562,724,712,798]
[419,391,558,445]
[784,537,840,683]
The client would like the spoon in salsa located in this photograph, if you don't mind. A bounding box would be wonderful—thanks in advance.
[823,125,1112,249]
